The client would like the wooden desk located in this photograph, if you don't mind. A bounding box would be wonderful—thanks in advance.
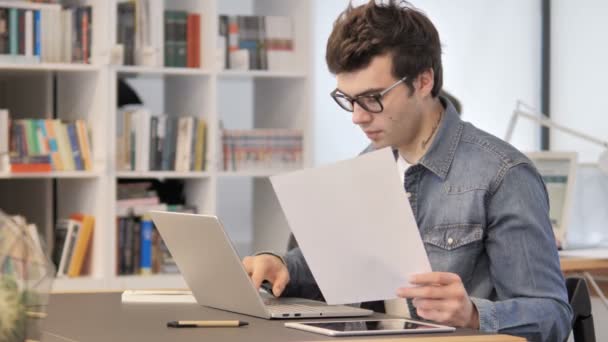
[560,256,608,311]
[560,257,608,272]
[40,293,525,342]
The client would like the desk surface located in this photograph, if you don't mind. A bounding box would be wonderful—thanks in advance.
[41,293,525,342]
[560,256,608,272]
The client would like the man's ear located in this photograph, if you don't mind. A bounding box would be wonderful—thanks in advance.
[415,68,435,97]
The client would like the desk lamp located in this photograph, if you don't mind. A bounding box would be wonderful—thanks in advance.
[505,100,608,174]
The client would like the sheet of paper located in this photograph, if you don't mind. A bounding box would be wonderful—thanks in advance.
[121,290,196,304]
[270,147,431,305]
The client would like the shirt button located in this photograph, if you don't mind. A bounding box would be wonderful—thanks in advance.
[406,192,412,198]
[447,237,454,245]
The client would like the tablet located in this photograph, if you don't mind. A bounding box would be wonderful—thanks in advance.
[284,319,455,336]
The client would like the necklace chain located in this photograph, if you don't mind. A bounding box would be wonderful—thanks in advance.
[421,111,443,149]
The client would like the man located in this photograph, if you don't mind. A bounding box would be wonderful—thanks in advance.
[243,1,572,341]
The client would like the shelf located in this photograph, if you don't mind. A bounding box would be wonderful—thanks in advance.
[0,0,311,292]
[114,65,212,76]
[0,63,100,73]
[217,70,307,79]
[0,171,102,179]
[115,171,212,179]
[218,169,297,178]
[51,277,106,292]
[114,274,188,290]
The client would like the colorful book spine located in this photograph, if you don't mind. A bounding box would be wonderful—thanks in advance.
[75,120,92,171]
[54,120,75,171]
[139,217,153,275]
[9,8,17,55]
[33,10,40,57]
[66,122,84,170]
[67,214,94,277]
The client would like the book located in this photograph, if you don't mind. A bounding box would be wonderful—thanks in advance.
[54,120,75,171]
[139,217,153,274]
[10,155,52,173]
[66,122,83,170]
[75,119,92,171]
[52,219,70,270]
[67,214,94,277]
[117,1,135,65]
[43,119,61,170]
[0,109,9,172]
[57,218,80,277]
[0,8,8,54]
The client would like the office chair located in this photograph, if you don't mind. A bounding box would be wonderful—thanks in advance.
[566,277,596,342]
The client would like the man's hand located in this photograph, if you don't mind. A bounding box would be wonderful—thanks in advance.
[242,254,290,297]
[396,272,479,329]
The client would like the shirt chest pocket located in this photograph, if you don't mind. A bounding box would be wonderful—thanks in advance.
[423,224,484,250]
[422,224,484,281]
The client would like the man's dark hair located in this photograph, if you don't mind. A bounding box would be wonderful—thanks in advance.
[326,0,443,97]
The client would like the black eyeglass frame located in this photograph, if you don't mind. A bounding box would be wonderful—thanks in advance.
[330,76,408,113]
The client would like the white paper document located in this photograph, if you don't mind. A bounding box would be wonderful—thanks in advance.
[121,290,196,304]
[270,147,431,305]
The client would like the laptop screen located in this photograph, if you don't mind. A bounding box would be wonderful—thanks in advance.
[526,152,577,248]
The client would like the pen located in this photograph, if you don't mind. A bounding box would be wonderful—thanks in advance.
[167,320,249,328]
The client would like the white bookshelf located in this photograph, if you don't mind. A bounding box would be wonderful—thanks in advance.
[217,170,299,178]
[114,65,213,76]
[115,171,212,179]
[217,70,308,79]
[0,63,101,72]
[0,171,102,179]
[0,0,311,292]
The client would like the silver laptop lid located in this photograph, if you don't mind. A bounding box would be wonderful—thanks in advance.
[149,211,271,318]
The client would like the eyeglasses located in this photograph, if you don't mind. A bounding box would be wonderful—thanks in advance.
[330,76,408,113]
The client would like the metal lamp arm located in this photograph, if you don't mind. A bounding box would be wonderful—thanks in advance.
[505,110,608,148]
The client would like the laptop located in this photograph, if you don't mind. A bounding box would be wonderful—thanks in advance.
[149,211,373,319]
[526,151,577,249]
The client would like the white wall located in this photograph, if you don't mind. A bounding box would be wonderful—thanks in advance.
[552,0,608,258]
[552,0,608,163]
[312,0,542,165]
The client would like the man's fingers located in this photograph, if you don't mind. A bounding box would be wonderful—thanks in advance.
[272,269,290,297]
[250,269,265,289]
[416,308,451,324]
[242,256,254,275]
[413,298,455,312]
[409,272,460,285]
[397,285,445,299]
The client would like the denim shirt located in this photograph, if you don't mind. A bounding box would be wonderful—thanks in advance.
[282,98,573,342]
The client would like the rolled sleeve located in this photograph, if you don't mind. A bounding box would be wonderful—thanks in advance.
[471,297,499,332]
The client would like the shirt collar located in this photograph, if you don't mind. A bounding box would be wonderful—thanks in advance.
[364,96,464,180]
[417,96,464,180]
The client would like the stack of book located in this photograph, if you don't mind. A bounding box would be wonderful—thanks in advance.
[164,9,200,68]
[52,213,95,278]
[116,0,201,68]
[116,106,207,172]
[115,181,196,275]
[222,129,303,171]
[0,1,92,64]
[218,15,294,71]
[2,110,93,173]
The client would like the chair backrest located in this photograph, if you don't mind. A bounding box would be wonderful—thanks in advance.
[566,277,596,342]
[287,233,298,251]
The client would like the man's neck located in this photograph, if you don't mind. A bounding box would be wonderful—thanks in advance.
[398,98,444,164]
